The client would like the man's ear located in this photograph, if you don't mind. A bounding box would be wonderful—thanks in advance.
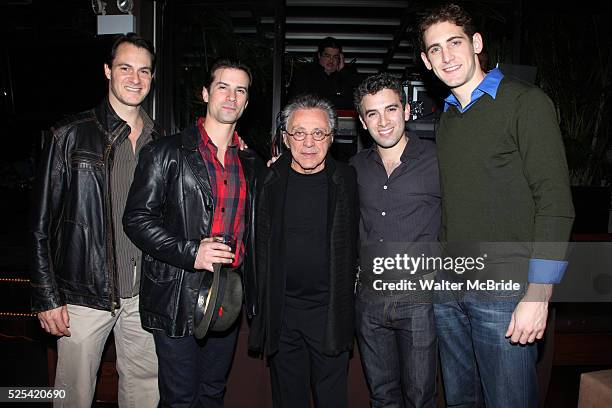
[404,102,411,122]
[202,86,209,103]
[282,133,290,149]
[358,115,367,130]
[104,64,111,80]
[472,32,483,54]
[420,52,433,71]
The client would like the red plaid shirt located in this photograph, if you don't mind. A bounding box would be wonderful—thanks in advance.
[197,117,246,267]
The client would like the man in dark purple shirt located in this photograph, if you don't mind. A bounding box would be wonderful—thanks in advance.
[350,73,441,408]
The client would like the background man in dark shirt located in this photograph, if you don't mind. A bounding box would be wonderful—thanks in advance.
[288,37,360,109]
[350,74,440,408]
[249,94,359,408]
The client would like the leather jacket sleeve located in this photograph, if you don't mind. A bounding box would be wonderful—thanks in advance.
[123,141,200,272]
[30,131,67,313]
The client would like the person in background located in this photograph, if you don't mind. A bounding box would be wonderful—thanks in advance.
[288,36,360,109]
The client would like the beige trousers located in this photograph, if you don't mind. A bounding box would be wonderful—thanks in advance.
[54,296,159,408]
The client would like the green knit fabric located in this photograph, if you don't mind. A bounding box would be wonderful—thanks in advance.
[437,77,574,261]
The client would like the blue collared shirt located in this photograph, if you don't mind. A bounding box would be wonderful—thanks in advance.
[443,67,504,113]
[443,67,568,284]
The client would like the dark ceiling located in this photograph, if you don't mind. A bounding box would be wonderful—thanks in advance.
[0,0,590,78]
[232,0,425,75]
[176,0,517,77]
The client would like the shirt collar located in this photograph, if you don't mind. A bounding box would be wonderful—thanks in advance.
[139,107,155,133]
[365,134,424,163]
[444,67,504,111]
[138,108,154,145]
[120,108,153,153]
[196,117,240,149]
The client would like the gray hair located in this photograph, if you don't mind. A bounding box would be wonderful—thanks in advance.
[279,94,337,134]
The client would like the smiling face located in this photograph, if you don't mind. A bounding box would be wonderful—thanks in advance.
[202,67,250,126]
[359,88,409,151]
[420,20,484,96]
[283,108,332,174]
[104,42,153,108]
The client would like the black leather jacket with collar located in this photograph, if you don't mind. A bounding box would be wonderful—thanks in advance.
[122,124,264,337]
[30,98,163,314]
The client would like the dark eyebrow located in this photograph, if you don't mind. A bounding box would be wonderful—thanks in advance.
[426,35,465,53]
[215,81,248,91]
[116,63,152,71]
[364,103,400,116]
[446,35,465,43]
[425,43,441,54]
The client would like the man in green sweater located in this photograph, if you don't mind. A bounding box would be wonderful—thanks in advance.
[419,3,574,407]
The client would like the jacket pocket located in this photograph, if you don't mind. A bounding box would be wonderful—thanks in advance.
[56,219,94,286]
[142,253,178,283]
[140,254,180,318]
[70,150,104,171]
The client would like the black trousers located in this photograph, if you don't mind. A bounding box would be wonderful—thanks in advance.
[269,305,349,408]
[153,322,239,408]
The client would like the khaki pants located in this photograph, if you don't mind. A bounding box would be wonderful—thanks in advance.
[54,296,159,408]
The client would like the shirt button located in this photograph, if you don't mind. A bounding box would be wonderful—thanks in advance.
[221,207,225,213]
[224,179,228,185]
[381,211,386,216]
[379,238,384,242]
[383,185,388,190]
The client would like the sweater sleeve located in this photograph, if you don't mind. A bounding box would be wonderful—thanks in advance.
[514,86,575,283]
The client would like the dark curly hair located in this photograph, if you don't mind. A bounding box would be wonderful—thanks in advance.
[418,3,476,51]
[353,73,406,116]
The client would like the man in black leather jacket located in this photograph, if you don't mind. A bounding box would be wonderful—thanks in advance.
[30,33,161,407]
[123,59,263,407]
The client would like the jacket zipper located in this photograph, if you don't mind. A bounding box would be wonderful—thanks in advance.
[132,256,137,297]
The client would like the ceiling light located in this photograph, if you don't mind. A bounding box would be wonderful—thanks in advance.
[116,0,133,14]
[91,0,107,15]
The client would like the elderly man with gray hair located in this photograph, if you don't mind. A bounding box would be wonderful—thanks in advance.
[249,94,359,408]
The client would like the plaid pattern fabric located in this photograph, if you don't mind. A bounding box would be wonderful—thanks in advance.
[197,117,246,267]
